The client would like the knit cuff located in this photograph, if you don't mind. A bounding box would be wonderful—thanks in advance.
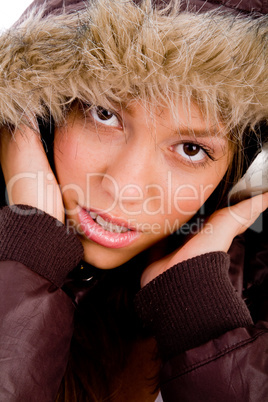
[134,252,253,360]
[0,205,84,287]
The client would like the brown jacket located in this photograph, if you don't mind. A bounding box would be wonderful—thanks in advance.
[0,207,267,401]
[21,0,268,17]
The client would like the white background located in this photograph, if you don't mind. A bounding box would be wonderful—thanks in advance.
[0,0,33,31]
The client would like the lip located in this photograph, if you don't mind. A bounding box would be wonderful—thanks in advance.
[78,208,141,249]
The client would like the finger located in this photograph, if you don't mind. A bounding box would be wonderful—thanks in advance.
[141,193,268,287]
[165,192,268,270]
[226,192,268,235]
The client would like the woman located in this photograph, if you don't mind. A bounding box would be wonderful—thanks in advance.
[0,0,267,401]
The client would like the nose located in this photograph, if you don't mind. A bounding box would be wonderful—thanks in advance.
[101,140,156,206]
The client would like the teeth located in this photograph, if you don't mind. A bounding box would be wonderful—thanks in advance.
[96,215,109,227]
[89,210,129,233]
[89,211,98,219]
[94,214,129,233]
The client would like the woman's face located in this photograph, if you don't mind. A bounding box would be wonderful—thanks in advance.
[54,101,231,268]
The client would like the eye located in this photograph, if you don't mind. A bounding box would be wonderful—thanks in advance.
[173,143,207,162]
[90,106,120,127]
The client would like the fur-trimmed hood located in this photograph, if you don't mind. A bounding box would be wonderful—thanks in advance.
[0,0,267,135]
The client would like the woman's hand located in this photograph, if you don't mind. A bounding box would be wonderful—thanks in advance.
[0,125,64,223]
[141,192,268,287]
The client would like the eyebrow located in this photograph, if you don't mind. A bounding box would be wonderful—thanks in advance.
[174,128,226,139]
[121,103,227,141]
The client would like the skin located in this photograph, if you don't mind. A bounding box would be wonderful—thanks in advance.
[0,100,267,284]
[53,101,231,268]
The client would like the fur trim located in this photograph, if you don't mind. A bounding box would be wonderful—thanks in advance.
[0,0,267,136]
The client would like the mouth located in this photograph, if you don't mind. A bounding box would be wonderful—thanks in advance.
[77,208,141,249]
[89,210,131,233]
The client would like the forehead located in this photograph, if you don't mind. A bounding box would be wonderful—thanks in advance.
[121,100,227,140]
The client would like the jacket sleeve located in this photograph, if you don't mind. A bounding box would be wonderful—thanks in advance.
[135,252,268,402]
[0,205,84,402]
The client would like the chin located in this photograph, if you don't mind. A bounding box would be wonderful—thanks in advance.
[81,240,139,270]
[84,256,125,270]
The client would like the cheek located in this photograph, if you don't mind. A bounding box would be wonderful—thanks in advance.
[54,130,110,212]
[54,133,87,184]
[174,183,216,214]
[54,131,74,175]
[160,174,223,234]
[54,130,108,180]
[54,133,83,205]
[165,172,218,218]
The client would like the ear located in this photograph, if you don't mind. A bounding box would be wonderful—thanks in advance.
[229,142,268,203]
